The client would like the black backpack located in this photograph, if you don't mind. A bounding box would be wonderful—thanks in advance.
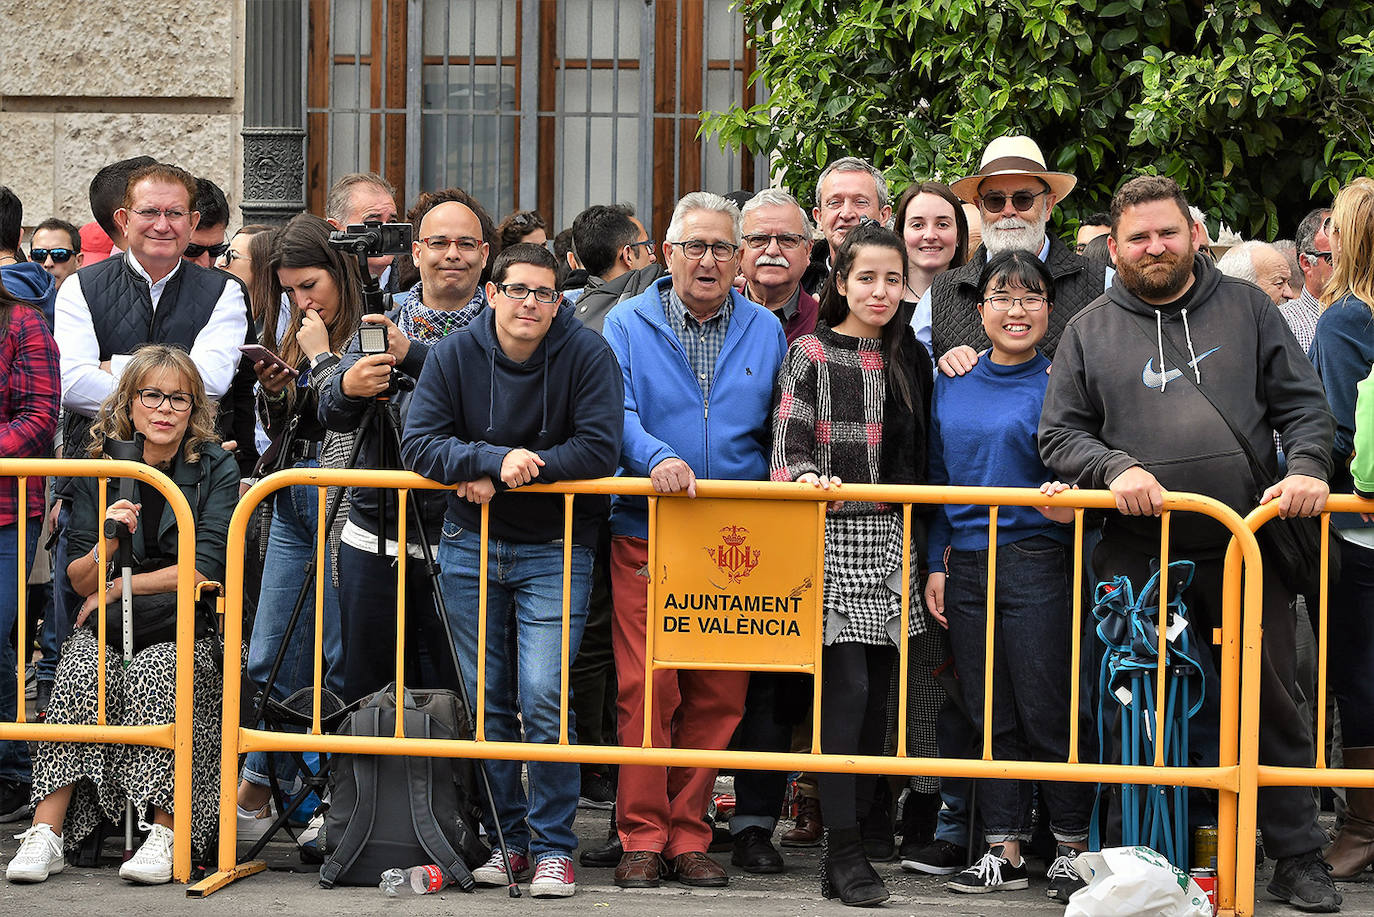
[319,685,488,889]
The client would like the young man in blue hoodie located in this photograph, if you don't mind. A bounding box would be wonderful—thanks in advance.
[402,242,623,899]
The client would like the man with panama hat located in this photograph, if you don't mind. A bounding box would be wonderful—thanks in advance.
[928,135,1106,367]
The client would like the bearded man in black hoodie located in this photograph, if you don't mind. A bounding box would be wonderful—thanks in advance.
[1040,175,1340,913]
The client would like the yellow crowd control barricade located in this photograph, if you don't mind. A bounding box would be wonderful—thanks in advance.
[197,468,1262,914]
[1241,495,1374,911]
[0,458,201,882]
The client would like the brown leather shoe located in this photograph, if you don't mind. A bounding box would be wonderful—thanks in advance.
[614,850,665,888]
[781,795,823,848]
[670,850,729,887]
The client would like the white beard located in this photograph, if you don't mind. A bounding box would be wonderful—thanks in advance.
[982,213,1049,256]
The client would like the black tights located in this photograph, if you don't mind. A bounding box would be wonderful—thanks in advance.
[817,642,897,830]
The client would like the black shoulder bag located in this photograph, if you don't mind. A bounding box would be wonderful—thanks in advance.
[1149,325,1341,596]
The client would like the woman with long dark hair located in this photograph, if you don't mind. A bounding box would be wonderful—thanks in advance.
[235,214,361,833]
[770,222,932,906]
[896,181,969,358]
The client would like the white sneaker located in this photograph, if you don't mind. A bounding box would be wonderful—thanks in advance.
[236,801,277,841]
[119,823,174,885]
[7,824,65,883]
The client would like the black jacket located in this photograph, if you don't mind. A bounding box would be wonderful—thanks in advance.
[930,233,1107,360]
[571,264,661,334]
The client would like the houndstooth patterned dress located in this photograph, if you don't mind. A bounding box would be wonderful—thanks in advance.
[31,629,224,858]
[772,328,926,647]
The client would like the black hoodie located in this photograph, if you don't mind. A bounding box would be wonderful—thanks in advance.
[401,301,624,546]
[1039,256,1334,553]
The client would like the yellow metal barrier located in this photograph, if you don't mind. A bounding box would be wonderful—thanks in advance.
[0,458,201,883]
[197,468,1262,914]
[1241,495,1374,913]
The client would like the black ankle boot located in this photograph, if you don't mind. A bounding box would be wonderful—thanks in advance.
[897,790,939,860]
[821,826,890,907]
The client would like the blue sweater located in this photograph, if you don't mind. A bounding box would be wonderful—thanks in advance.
[928,351,1067,567]
[602,276,787,539]
[1310,293,1374,534]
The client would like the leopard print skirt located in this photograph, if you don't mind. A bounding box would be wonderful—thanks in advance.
[31,629,224,858]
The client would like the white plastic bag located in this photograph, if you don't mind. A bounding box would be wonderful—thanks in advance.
[1064,846,1212,917]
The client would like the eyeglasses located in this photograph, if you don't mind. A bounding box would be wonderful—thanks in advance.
[979,190,1048,214]
[221,249,249,265]
[494,282,561,304]
[983,293,1048,312]
[129,208,191,223]
[1304,250,1333,264]
[742,232,808,251]
[30,248,74,263]
[667,239,740,261]
[420,235,484,253]
[184,240,229,259]
[626,238,656,253]
[136,388,193,412]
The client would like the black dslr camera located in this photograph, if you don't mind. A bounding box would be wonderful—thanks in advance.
[328,221,414,257]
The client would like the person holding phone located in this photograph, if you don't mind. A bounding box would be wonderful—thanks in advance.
[235,214,361,837]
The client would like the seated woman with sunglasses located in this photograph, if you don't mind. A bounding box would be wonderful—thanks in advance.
[6,344,238,885]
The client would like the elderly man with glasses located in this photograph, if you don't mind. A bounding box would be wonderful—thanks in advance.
[740,189,818,344]
[602,191,788,890]
[930,135,1107,373]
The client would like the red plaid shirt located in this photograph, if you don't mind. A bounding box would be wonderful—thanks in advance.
[0,305,60,524]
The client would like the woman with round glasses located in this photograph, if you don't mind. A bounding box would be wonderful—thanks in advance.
[235,214,361,835]
[6,344,238,885]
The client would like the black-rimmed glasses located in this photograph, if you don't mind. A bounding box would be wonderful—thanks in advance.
[493,282,561,304]
[137,388,193,412]
[30,248,74,263]
[667,239,740,260]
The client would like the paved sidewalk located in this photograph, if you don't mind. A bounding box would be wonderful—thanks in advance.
[3,803,1373,915]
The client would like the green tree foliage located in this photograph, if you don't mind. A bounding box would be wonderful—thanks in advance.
[701,0,1374,238]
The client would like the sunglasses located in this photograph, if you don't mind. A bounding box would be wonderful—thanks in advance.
[184,240,230,259]
[1304,250,1333,264]
[979,190,1048,213]
[31,248,75,263]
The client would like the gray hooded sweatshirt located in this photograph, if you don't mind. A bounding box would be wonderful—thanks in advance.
[1038,255,1334,554]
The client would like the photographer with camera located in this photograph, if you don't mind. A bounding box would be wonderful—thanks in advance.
[235,214,361,835]
[319,197,491,702]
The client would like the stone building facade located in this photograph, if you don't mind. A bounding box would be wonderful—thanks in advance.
[0,1,761,239]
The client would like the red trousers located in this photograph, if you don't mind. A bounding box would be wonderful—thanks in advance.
[610,536,749,857]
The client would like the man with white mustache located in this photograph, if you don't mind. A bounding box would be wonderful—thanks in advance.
[740,189,818,343]
[930,135,1107,371]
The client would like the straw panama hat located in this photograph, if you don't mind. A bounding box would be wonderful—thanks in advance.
[950,135,1078,204]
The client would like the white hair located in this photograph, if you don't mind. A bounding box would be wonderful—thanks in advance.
[740,189,815,236]
[1189,205,1214,246]
[815,157,890,210]
[1215,240,1269,283]
[664,191,742,246]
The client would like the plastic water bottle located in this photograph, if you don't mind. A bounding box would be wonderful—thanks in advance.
[379,864,449,896]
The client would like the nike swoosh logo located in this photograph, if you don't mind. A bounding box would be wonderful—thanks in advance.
[1142,346,1221,389]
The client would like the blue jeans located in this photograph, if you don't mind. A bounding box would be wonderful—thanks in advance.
[944,535,1093,844]
[437,523,592,859]
[38,502,82,684]
[243,461,343,792]
[1,519,38,784]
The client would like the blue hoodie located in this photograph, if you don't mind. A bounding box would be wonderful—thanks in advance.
[1,262,57,326]
[401,300,624,546]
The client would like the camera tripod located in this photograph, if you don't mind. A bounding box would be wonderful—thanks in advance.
[244,269,521,894]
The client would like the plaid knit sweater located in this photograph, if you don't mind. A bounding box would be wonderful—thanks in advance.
[771,326,890,516]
